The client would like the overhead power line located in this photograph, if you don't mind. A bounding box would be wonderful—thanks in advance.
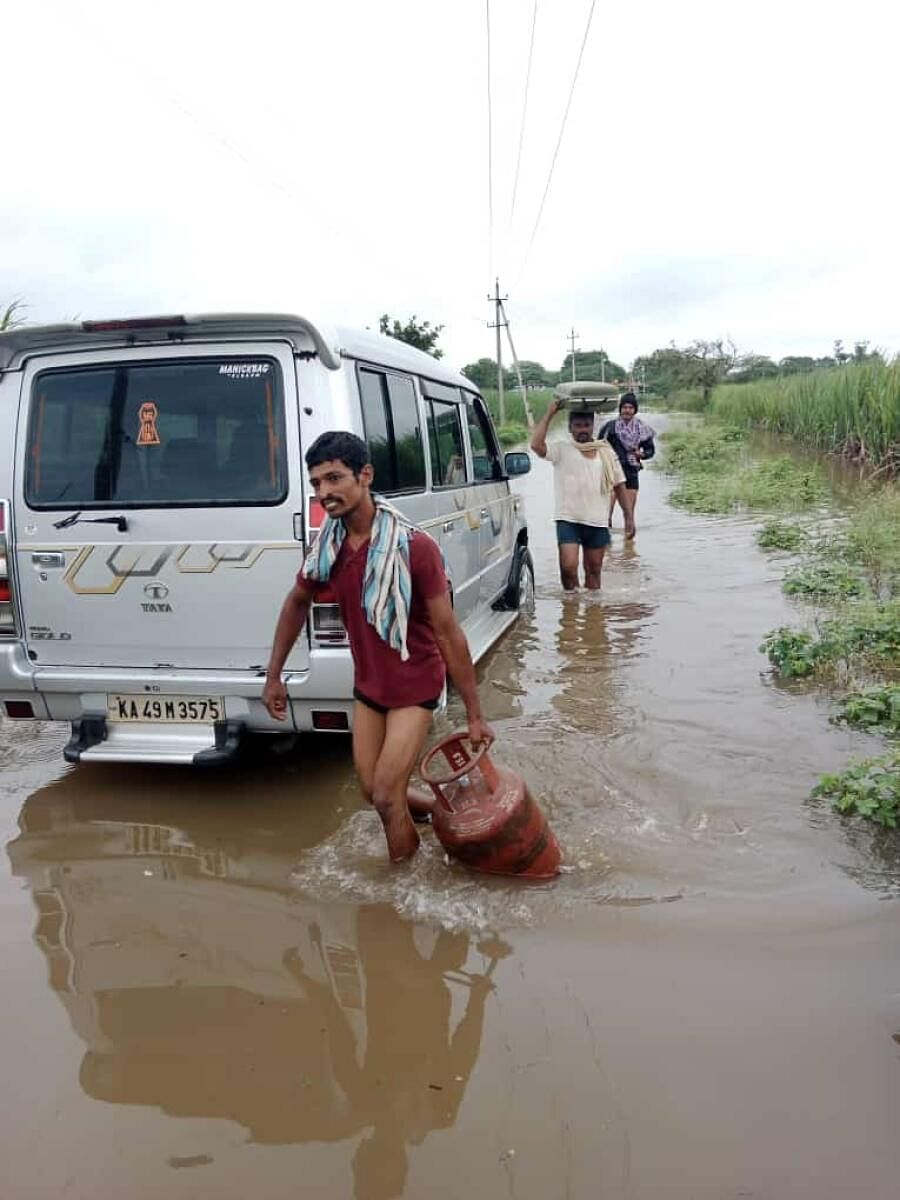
[486,0,495,285]
[509,0,538,225]
[517,0,598,285]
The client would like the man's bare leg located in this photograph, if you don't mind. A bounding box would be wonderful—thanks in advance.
[558,543,580,591]
[353,700,433,826]
[623,488,637,538]
[371,706,435,861]
[584,545,607,590]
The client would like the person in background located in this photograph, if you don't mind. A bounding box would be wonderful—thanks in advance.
[530,398,628,590]
[263,431,494,863]
[600,393,655,539]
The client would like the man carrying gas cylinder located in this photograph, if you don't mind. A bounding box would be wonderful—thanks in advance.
[530,398,629,589]
[263,431,494,863]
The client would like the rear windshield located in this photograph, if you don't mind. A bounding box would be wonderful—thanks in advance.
[25,357,287,508]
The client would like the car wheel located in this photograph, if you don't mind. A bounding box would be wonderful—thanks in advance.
[516,553,535,614]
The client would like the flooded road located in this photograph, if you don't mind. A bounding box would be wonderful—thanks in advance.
[1,416,898,1199]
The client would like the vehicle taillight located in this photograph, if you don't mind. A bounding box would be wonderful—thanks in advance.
[0,500,17,637]
[307,496,326,534]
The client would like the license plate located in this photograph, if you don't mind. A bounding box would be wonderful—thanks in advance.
[107,693,224,723]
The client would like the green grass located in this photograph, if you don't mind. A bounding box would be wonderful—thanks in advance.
[812,752,900,827]
[756,519,808,551]
[712,361,900,471]
[496,422,530,447]
[483,388,554,428]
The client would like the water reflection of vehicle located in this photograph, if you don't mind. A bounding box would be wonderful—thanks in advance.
[7,775,507,1200]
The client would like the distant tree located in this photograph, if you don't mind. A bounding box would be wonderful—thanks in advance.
[833,339,850,366]
[378,313,444,359]
[461,358,516,390]
[731,353,779,383]
[682,339,737,404]
[852,340,884,365]
[560,348,625,383]
[516,359,551,388]
[814,357,836,370]
[631,347,689,397]
[778,356,817,375]
[1,299,27,331]
[461,358,497,389]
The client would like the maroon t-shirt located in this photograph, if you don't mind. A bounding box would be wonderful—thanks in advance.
[298,531,448,708]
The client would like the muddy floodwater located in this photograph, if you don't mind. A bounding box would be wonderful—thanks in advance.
[1,415,898,1200]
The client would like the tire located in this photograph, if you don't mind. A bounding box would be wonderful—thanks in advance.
[497,546,535,613]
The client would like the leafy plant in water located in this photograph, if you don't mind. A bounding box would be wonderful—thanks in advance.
[782,562,867,600]
[760,628,820,677]
[812,753,900,828]
[834,685,900,734]
[756,519,807,551]
[761,600,900,678]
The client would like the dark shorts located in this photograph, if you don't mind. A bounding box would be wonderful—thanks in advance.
[623,468,640,491]
[353,688,440,715]
[556,521,611,549]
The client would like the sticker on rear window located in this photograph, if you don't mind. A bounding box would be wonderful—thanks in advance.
[219,363,271,378]
[137,401,161,446]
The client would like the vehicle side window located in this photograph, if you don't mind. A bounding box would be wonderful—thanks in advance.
[464,394,503,482]
[426,400,468,487]
[358,368,426,494]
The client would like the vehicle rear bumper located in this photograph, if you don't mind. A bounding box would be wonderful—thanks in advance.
[2,649,356,759]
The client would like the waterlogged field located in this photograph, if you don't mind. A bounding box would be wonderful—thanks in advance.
[660,424,827,514]
[712,360,900,470]
[661,417,900,827]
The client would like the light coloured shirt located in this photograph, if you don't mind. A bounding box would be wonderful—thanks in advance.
[545,438,625,527]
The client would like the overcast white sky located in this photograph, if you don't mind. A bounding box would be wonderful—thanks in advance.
[4,0,897,372]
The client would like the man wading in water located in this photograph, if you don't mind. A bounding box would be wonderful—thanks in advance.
[530,399,628,590]
[263,431,494,862]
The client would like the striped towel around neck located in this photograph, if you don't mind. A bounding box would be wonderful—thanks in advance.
[302,496,440,662]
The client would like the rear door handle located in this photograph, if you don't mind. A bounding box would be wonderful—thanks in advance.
[31,552,65,568]
[442,521,456,533]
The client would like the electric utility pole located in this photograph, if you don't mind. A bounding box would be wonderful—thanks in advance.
[498,297,534,429]
[488,278,508,425]
[567,328,579,381]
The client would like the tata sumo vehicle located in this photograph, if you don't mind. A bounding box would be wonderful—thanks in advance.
[0,314,533,764]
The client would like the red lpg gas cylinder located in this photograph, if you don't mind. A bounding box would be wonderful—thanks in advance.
[420,733,561,880]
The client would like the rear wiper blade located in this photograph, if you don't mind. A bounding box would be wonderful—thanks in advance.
[52,512,129,533]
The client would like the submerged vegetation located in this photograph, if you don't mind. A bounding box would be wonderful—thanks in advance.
[661,426,827,514]
[756,519,807,551]
[782,562,867,601]
[812,753,900,829]
[834,686,900,735]
[761,601,900,680]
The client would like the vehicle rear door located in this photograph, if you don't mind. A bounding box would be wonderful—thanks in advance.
[12,342,307,672]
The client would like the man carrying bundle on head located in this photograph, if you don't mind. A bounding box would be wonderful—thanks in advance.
[263,431,494,863]
[530,399,629,590]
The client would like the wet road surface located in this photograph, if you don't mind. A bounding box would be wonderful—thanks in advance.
[1,416,898,1199]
